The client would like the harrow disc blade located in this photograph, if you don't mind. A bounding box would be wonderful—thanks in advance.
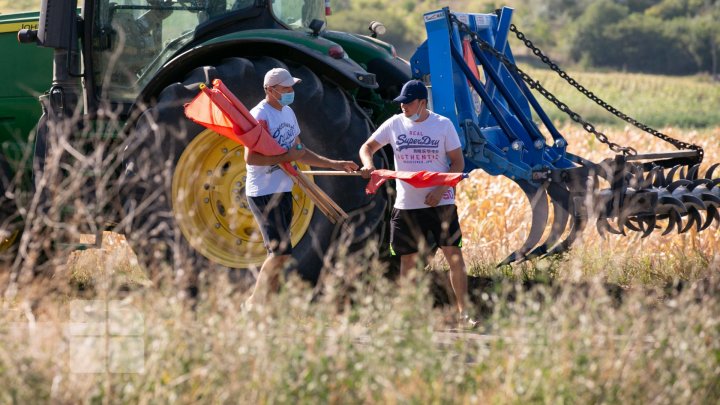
[680,194,706,211]
[622,218,643,233]
[499,180,548,266]
[543,214,586,258]
[526,183,570,259]
[653,168,666,188]
[613,217,628,236]
[629,165,645,188]
[679,207,703,233]
[644,166,662,189]
[689,179,713,191]
[639,216,656,238]
[657,195,687,215]
[596,218,611,238]
[705,163,719,180]
[687,163,701,180]
[701,192,720,205]
[662,209,683,236]
[700,205,720,231]
[702,205,720,230]
[667,165,682,184]
[668,179,693,193]
[598,217,624,235]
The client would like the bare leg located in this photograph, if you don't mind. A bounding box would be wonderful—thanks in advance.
[399,253,419,279]
[245,254,291,306]
[440,246,468,314]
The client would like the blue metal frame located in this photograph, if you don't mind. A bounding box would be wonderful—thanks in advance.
[410,7,575,182]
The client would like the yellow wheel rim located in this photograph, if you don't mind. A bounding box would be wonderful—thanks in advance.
[172,130,314,268]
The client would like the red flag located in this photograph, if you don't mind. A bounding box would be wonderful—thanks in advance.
[184,80,288,157]
[462,38,481,82]
[365,169,467,194]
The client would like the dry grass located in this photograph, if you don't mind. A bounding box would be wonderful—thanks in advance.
[521,67,720,128]
[0,261,718,403]
[455,125,720,285]
[1,117,719,402]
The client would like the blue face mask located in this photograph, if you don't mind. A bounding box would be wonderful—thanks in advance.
[273,88,295,106]
[408,101,424,122]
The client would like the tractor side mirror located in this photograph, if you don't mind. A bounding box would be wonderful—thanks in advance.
[309,19,326,36]
[37,0,79,49]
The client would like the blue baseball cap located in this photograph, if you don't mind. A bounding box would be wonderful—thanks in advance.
[393,80,428,103]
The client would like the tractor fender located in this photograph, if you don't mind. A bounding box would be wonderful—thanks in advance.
[136,35,378,108]
[364,55,411,100]
[320,30,411,91]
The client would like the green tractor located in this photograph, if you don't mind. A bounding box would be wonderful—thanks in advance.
[0,0,410,282]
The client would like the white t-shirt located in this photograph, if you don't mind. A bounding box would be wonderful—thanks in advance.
[246,100,301,197]
[369,111,462,209]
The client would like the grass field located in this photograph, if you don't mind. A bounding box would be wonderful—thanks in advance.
[522,66,720,128]
[456,125,720,286]
[1,123,718,403]
[0,0,36,15]
[0,16,719,400]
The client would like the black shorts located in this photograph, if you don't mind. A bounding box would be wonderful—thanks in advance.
[246,192,293,256]
[389,204,463,256]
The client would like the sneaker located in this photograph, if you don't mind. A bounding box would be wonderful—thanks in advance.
[241,299,254,313]
[459,312,480,330]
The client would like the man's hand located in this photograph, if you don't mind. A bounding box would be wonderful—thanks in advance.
[359,165,376,179]
[285,145,306,162]
[332,160,360,173]
[424,186,449,207]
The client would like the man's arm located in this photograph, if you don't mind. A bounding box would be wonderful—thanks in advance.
[244,144,305,166]
[446,147,465,173]
[294,137,359,172]
[424,147,465,207]
[358,139,383,178]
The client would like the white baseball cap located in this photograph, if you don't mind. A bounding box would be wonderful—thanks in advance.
[263,68,301,88]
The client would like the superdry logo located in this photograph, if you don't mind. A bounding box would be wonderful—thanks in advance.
[396,134,440,151]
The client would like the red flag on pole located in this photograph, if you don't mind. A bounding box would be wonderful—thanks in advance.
[365,169,468,194]
[184,80,288,157]
[183,80,350,224]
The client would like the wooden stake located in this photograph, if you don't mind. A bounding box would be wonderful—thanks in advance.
[280,166,349,224]
[297,172,348,220]
[300,170,363,176]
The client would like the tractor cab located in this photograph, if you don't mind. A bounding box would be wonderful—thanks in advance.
[89,0,328,102]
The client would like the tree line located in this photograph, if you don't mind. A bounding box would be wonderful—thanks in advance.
[328,0,720,77]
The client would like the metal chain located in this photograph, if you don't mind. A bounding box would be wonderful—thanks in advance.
[508,23,704,161]
[449,15,635,155]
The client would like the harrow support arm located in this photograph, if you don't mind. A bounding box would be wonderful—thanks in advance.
[410,7,720,264]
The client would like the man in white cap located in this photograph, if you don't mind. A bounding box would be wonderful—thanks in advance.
[244,67,358,306]
[358,79,476,328]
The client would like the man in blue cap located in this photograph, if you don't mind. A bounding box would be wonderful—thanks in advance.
[358,80,476,327]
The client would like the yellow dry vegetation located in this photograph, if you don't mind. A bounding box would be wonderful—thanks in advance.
[456,125,720,280]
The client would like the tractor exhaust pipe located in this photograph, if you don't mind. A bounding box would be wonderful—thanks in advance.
[18,0,83,189]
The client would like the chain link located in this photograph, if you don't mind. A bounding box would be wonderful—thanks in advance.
[448,15,635,155]
[507,23,704,161]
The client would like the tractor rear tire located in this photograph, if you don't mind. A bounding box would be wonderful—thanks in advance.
[0,155,21,263]
[122,56,390,284]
